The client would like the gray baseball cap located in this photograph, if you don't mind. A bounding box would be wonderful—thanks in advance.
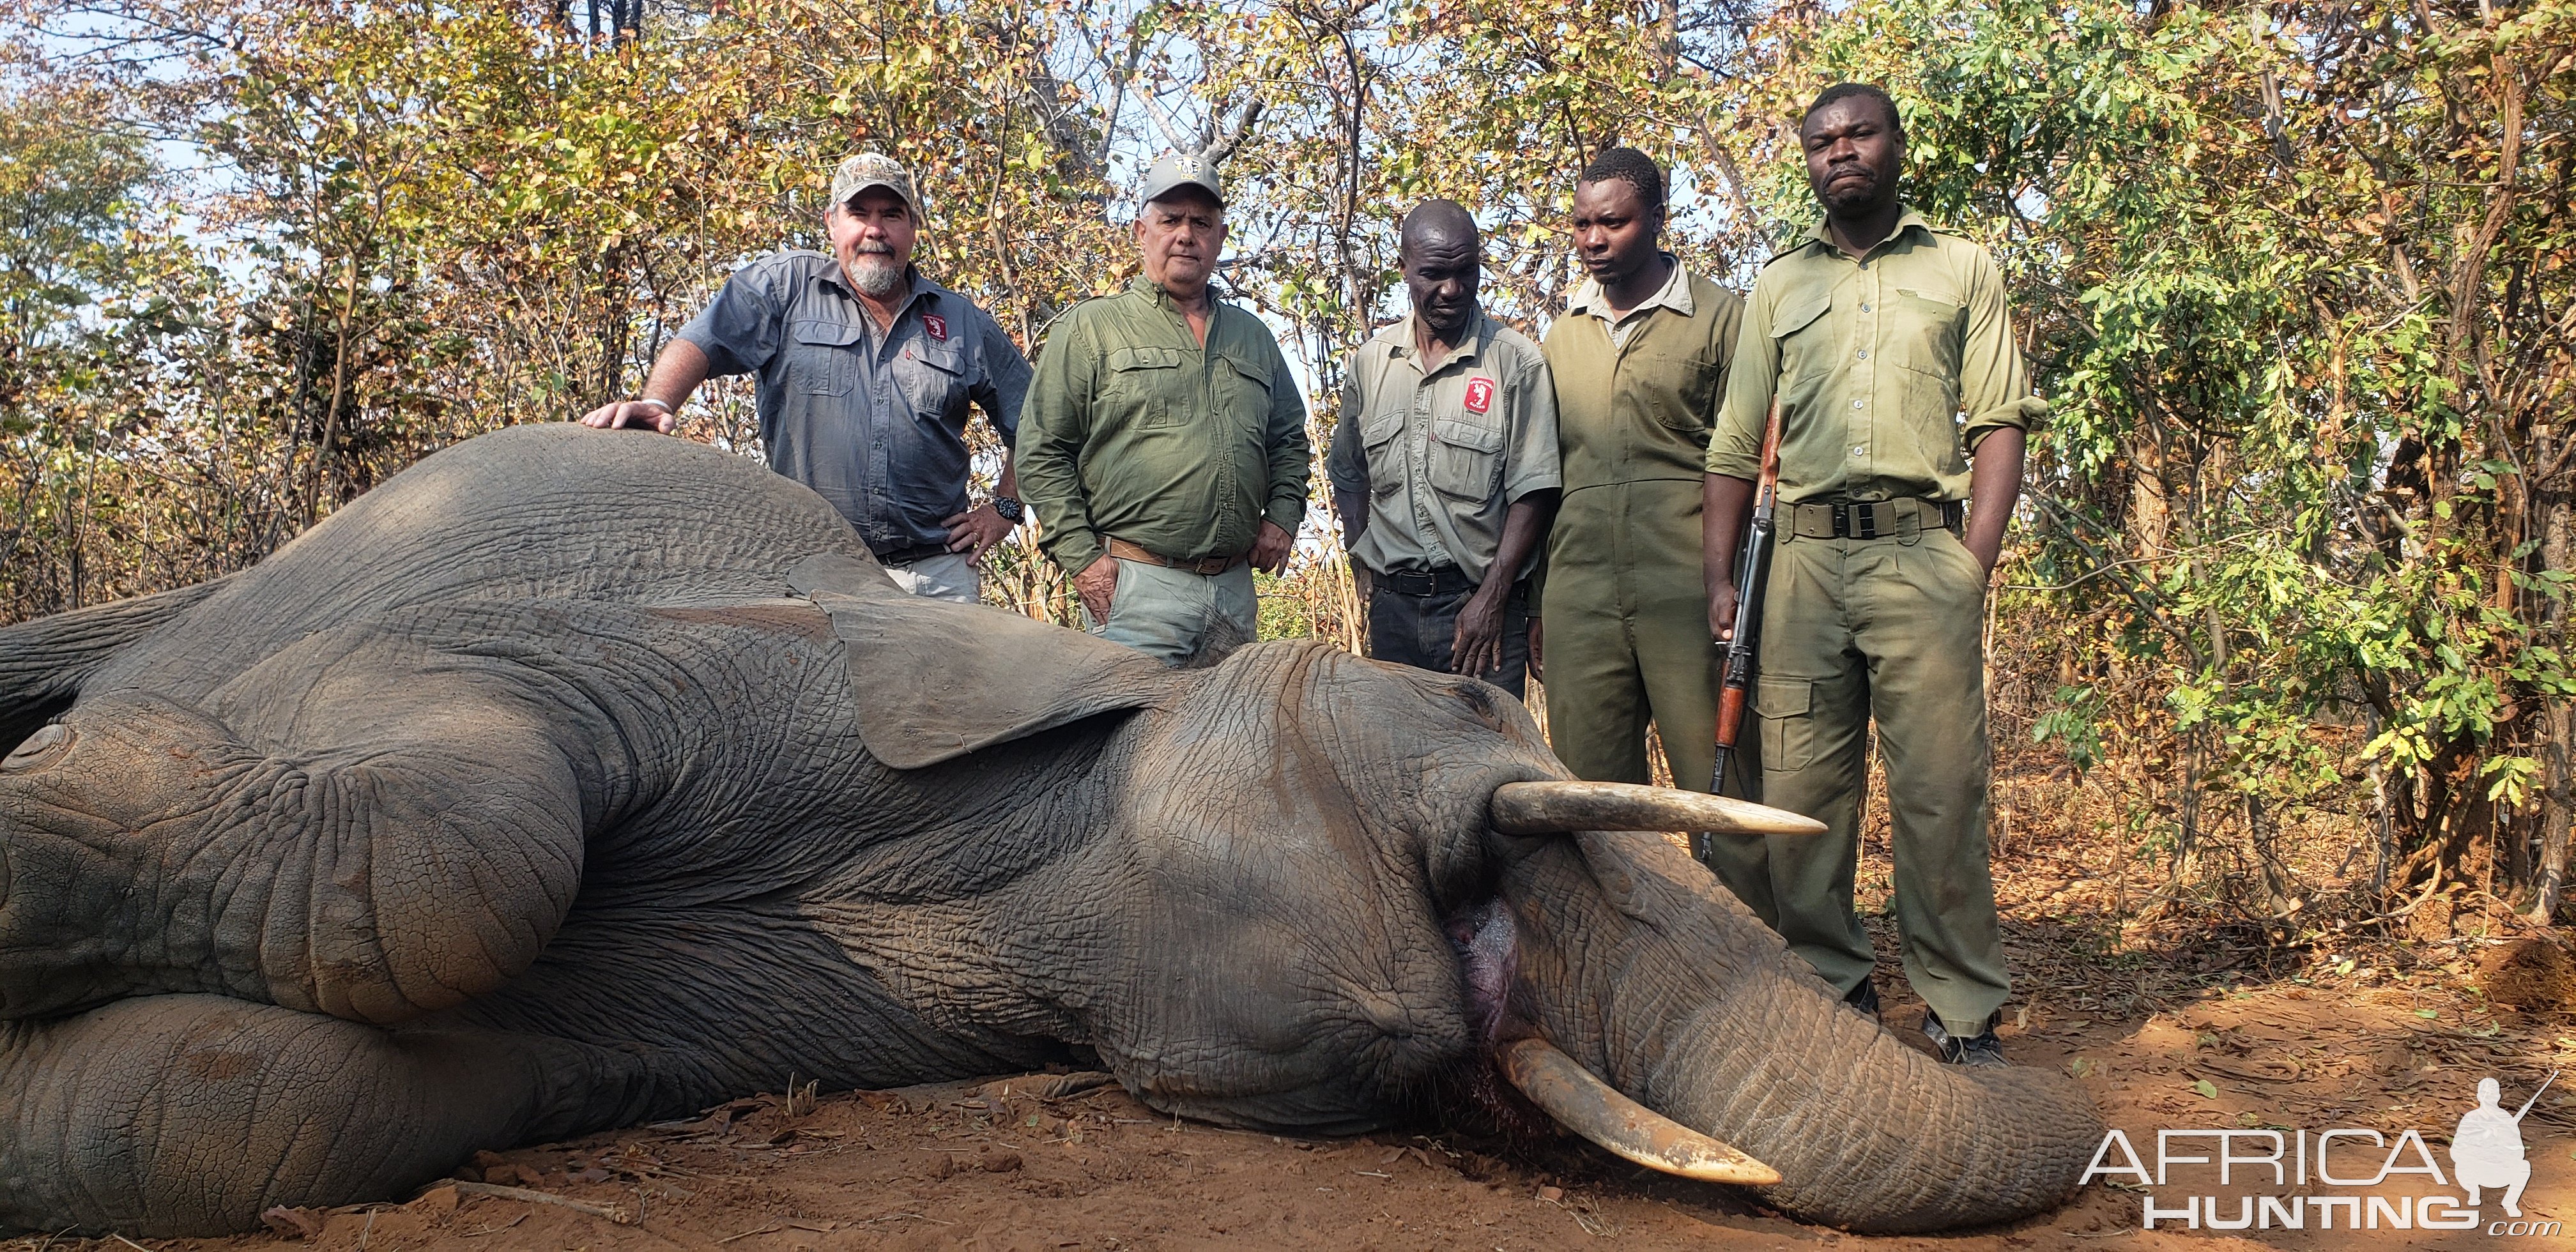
[830,153,922,213]
[1138,150,1223,208]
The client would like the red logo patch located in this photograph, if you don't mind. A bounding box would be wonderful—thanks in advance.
[1462,377,1496,415]
[921,313,949,342]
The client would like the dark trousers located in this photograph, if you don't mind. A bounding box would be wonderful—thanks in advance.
[1365,567,1530,698]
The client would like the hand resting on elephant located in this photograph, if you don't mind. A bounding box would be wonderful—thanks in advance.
[0,424,2101,1236]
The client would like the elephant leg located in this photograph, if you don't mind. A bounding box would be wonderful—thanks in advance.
[0,993,677,1237]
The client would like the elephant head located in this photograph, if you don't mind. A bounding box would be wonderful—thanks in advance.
[843,623,2105,1231]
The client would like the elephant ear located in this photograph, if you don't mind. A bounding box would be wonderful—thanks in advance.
[0,576,234,752]
[787,552,1176,769]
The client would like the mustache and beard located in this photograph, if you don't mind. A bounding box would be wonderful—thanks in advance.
[1816,159,1882,213]
[847,240,908,299]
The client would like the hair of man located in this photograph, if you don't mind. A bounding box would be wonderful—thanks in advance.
[1802,82,1905,142]
[1575,146,1666,222]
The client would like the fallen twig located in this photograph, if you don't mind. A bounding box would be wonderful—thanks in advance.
[450,1180,634,1225]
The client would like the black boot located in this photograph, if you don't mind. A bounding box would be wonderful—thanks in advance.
[1842,979,1881,1023]
[1922,1011,2006,1067]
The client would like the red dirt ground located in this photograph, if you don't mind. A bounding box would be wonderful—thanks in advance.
[11,774,2574,1251]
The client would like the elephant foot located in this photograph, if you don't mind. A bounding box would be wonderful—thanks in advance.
[0,995,673,1236]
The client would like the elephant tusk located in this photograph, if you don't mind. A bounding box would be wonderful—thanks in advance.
[1489,781,1823,837]
[1496,1037,1782,1186]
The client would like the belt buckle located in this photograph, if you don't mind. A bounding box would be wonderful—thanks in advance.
[1853,501,1880,540]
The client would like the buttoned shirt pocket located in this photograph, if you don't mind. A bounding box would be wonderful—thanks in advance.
[1756,675,1816,772]
[1218,353,1273,432]
[1428,414,1505,501]
[1362,411,1405,500]
[1890,286,1966,380]
[789,319,862,396]
[1770,289,1836,385]
[1105,345,1186,427]
[896,339,967,428]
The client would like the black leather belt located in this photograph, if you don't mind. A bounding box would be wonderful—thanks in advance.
[1784,498,1964,541]
[874,542,954,566]
[1376,565,1476,596]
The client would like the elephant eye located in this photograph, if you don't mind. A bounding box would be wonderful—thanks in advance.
[1,724,72,772]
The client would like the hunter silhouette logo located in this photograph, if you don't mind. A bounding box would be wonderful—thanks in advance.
[2082,1070,2561,1235]
[2454,1073,2550,1218]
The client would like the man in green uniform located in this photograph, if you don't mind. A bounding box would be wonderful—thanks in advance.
[1016,152,1308,664]
[1538,147,1747,795]
[1702,84,2042,1066]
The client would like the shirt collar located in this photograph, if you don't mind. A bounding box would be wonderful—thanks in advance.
[1384,307,1489,372]
[1566,252,1692,319]
[1801,206,1935,259]
[1127,273,1231,310]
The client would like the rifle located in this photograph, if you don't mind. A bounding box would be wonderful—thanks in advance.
[1694,398,1782,863]
[2513,1069,2561,1122]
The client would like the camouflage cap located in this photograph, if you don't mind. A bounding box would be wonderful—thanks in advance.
[1138,150,1223,208]
[830,153,922,214]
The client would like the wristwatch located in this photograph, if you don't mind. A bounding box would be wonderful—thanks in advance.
[992,496,1025,524]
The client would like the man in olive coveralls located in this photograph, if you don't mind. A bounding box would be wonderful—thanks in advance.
[1538,147,1750,797]
[1703,84,2041,1067]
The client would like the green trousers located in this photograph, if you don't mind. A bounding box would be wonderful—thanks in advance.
[1698,521,2009,1037]
[1539,480,1756,799]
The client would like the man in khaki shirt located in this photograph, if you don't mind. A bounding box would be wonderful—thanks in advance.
[1328,201,1559,696]
[1538,147,1746,795]
[1703,84,2043,1066]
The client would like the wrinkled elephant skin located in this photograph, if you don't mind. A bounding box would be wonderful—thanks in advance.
[0,425,2101,1235]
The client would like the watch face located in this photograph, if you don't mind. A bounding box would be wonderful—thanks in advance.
[993,497,1024,523]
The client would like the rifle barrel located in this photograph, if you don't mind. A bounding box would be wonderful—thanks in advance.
[2513,1069,2560,1121]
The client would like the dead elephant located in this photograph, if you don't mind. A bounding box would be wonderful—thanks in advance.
[0,424,2101,1235]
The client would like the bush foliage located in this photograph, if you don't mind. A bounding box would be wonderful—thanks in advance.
[3,0,2571,922]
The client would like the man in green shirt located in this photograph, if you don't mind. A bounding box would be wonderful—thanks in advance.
[1538,148,1747,797]
[1016,153,1308,664]
[1702,84,2044,1067]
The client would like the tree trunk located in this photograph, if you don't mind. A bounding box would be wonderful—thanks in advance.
[2531,492,2573,922]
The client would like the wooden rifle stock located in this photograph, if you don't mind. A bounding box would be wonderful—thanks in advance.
[1699,398,1782,857]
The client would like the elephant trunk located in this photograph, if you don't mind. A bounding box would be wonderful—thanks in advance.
[1497,829,2101,1233]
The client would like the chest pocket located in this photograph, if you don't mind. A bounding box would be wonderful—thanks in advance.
[1637,347,1725,437]
[790,319,864,396]
[1428,414,1505,500]
[1890,287,1966,381]
[1361,411,1405,499]
[896,339,967,427]
[1106,345,1186,427]
[1217,353,1273,433]
[1769,289,1834,388]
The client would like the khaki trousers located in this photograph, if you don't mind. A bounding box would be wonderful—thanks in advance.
[1086,558,1257,667]
[881,551,981,604]
[1539,480,1755,798]
[1698,521,2009,1037]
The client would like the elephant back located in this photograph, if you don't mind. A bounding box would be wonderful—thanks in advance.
[90,424,878,703]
